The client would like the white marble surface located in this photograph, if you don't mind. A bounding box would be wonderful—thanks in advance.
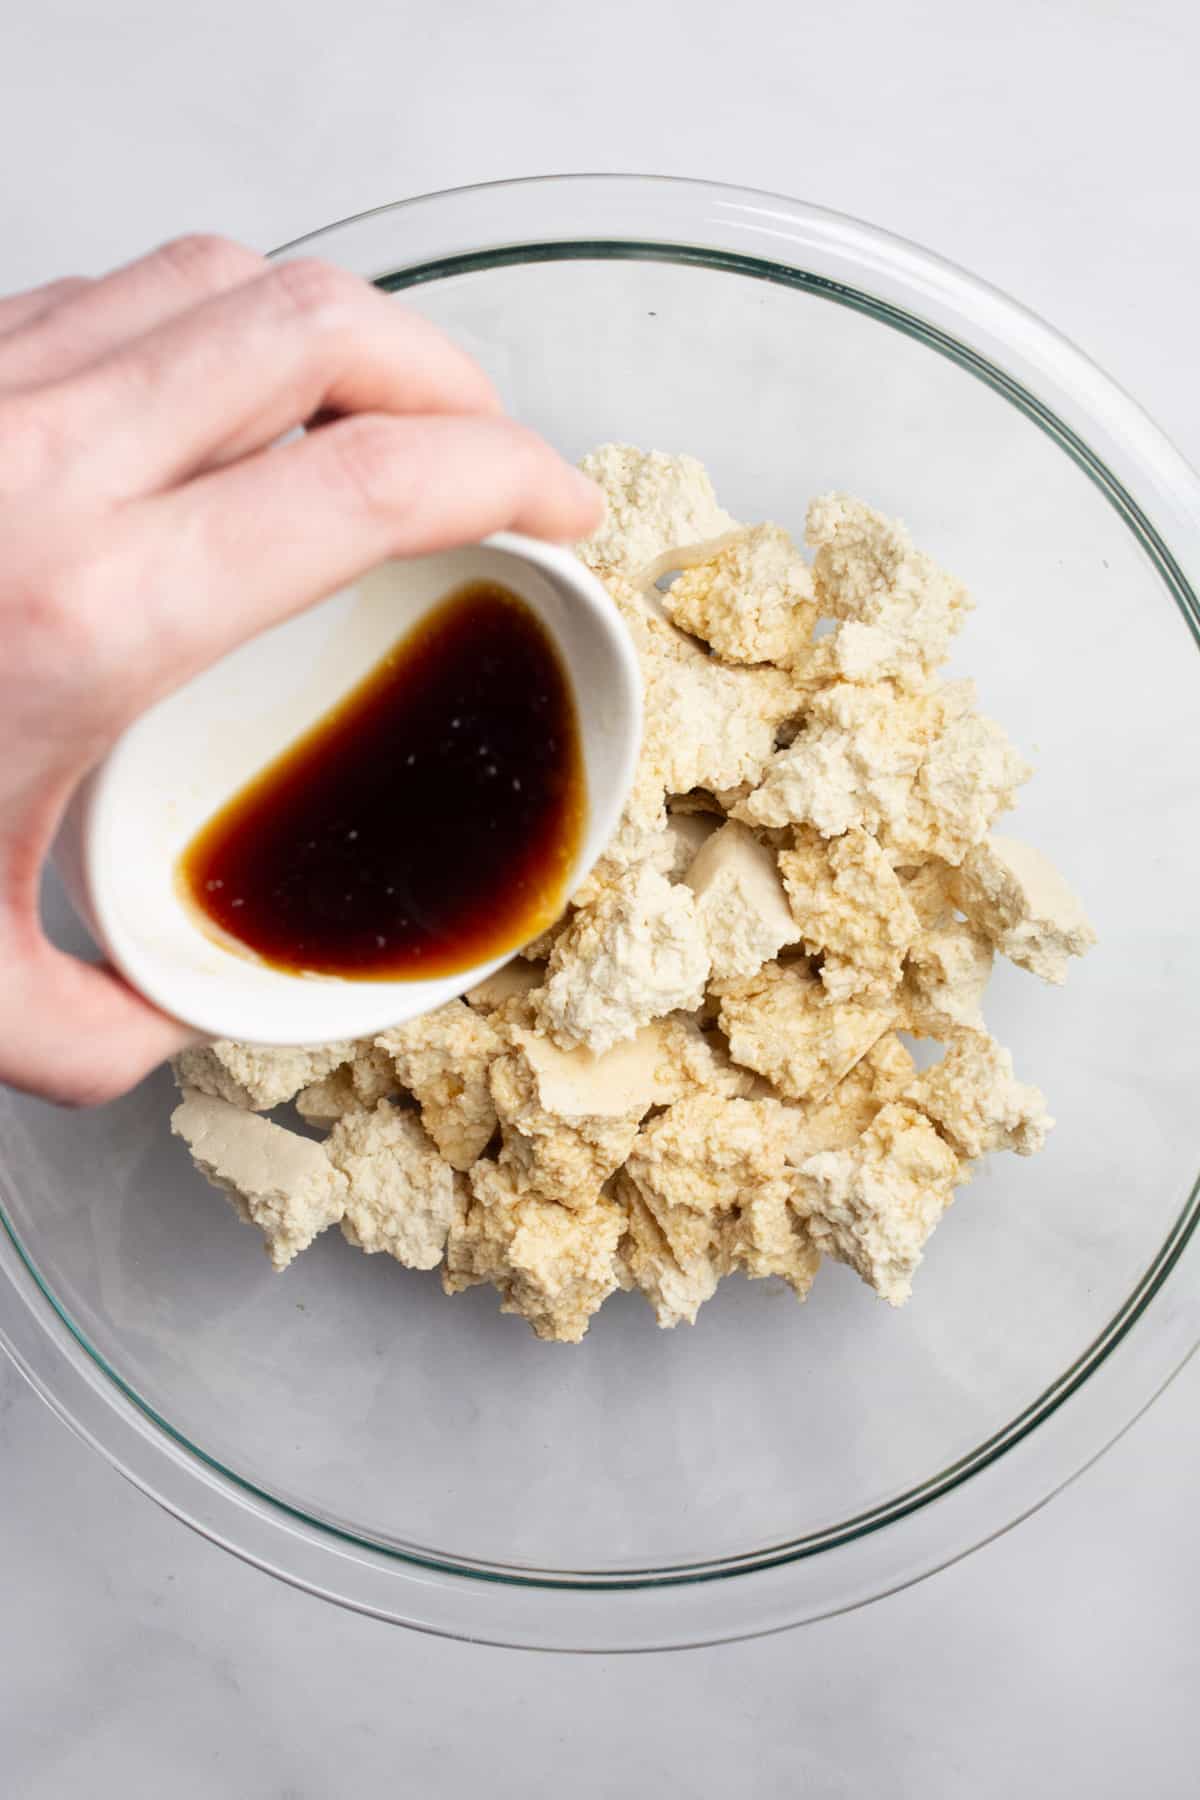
[3,0,1199,1792]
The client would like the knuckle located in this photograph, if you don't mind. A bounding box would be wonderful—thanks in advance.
[155,232,263,292]
[0,388,84,486]
[321,415,408,516]
[268,256,361,328]
[14,563,104,670]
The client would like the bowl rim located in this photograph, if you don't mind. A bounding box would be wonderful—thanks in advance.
[3,171,1198,1652]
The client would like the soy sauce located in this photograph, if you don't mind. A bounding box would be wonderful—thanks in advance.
[179,582,585,979]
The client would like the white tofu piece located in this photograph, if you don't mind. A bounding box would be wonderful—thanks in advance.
[294,1042,397,1125]
[904,1032,1052,1158]
[805,492,971,690]
[662,809,719,879]
[737,679,1030,866]
[575,443,739,579]
[950,835,1097,984]
[660,522,818,667]
[171,1089,347,1270]
[444,1157,625,1343]
[778,826,918,1001]
[684,820,800,980]
[376,1001,503,1170]
[717,961,895,1104]
[326,1102,458,1268]
[465,959,545,1014]
[903,918,994,1037]
[535,866,711,1055]
[173,1039,356,1111]
[793,1101,967,1304]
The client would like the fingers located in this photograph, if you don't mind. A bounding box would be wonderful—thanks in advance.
[130,412,604,680]
[0,234,265,391]
[0,276,92,340]
[0,942,195,1106]
[46,258,501,496]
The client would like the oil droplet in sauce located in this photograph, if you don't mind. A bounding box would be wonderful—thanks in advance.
[178,582,585,979]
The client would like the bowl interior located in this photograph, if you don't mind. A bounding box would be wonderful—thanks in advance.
[5,244,1199,1582]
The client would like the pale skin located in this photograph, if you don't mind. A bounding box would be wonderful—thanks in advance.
[0,236,603,1107]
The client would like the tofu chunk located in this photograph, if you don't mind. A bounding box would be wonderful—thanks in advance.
[660,522,818,667]
[778,826,918,1001]
[903,1032,1052,1158]
[535,866,711,1055]
[173,1039,356,1111]
[376,1001,503,1170]
[575,443,739,579]
[805,492,971,690]
[793,1102,967,1304]
[950,835,1097,984]
[444,1157,625,1344]
[171,1089,346,1270]
[717,961,895,1104]
[326,1102,458,1268]
[685,820,800,980]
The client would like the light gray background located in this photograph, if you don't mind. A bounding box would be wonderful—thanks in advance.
[3,1,1198,1793]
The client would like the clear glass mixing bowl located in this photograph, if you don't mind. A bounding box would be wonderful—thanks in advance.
[2,176,1198,1651]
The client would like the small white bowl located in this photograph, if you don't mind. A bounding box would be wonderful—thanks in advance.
[56,533,641,1044]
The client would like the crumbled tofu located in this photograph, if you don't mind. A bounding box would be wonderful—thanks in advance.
[489,1026,653,1201]
[731,1183,822,1295]
[570,797,674,907]
[652,1014,759,1100]
[616,1178,726,1329]
[295,1041,397,1125]
[892,707,1032,866]
[903,917,994,1037]
[897,859,957,929]
[805,493,970,689]
[904,1033,1052,1158]
[641,646,802,806]
[173,1039,356,1111]
[735,680,948,838]
[169,447,1090,1335]
[376,1001,502,1170]
[603,568,709,666]
[171,1089,347,1270]
[738,678,1029,865]
[779,826,919,1001]
[793,1102,967,1304]
[625,1091,794,1225]
[465,958,546,1015]
[660,522,818,666]
[295,1066,360,1126]
[535,866,711,1054]
[622,1093,820,1320]
[324,1102,458,1268]
[576,443,738,579]
[444,1157,625,1342]
[792,1033,917,1154]
[950,835,1097,984]
[663,808,719,878]
[717,961,895,1103]
[519,914,572,961]
[684,819,800,980]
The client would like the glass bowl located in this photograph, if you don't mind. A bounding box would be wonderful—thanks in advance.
[2,175,1198,1652]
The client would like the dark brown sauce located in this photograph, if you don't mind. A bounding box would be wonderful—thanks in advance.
[179,582,585,979]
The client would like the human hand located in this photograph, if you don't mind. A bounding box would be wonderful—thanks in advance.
[0,236,602,1106]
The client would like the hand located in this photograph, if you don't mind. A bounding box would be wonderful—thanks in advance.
[0,236,602,1106]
